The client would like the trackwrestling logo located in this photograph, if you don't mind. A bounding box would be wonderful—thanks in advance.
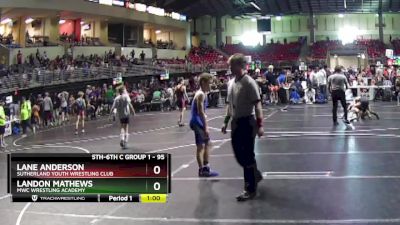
[31,195,38,202]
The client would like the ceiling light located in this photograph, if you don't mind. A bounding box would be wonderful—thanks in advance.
[25,18,34,24]
[1,18,12,25]
[155,30,161,34]
[59,19,66,24]
[338,14,344,18]
[250,2,261,11]
[276,16,282,21]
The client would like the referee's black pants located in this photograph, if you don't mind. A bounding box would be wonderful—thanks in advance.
[331,89,347,123]
[231,116,261,193]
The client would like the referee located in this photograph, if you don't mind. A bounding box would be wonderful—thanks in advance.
[222,53,264,201]
[328,65,350,126]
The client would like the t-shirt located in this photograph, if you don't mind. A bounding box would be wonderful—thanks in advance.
[106,89,114,102]
[227,75,260,119]
[264,72,276,86]
[113,94,131,119]
[59,92,68,108]
[328,73,349,92]
[153,91,162,101]
[43,97,53,111]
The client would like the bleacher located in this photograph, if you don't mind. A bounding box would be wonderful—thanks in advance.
[311,39,386,60]
[311,40,341,59]
[189,47,226,64]
[355,39,386,59]
[223,42,301,62]
[393,39,400,55]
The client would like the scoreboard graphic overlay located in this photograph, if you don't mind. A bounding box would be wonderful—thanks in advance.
[7,153,171,203]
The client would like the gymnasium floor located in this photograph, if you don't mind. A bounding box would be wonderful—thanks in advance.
[1,102,400,225]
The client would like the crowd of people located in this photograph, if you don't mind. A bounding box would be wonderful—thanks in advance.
[251,64,400,107]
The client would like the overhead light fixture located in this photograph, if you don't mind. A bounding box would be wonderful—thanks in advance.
[344,0,347,9]
[338,14,344,18]
[250,2,261,11]
[251,18,257,22]
[276,16,282,21]
[155,30,161,34]
[25,18,34,24]
[1,18,12,25]
[59,19,66,24]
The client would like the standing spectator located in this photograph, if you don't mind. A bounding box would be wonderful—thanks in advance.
[317,67,327,101]
[43,92,53,127]
[20,96,35,136]
[58,91,69,124]
[130,49,135,59]
[0,99,7,148]
[105,85,115,113]
[395,74,400,106]
[74,91,86,135]
[264,65,278,104]
[140,51,145,61]
[17,50,22,65]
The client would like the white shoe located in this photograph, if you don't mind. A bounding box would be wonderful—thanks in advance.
[82,129,85,133]
[21,134,27,138]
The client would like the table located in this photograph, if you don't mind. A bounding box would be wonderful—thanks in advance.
[349,85,392,101]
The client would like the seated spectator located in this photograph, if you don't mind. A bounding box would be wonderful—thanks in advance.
[305,84,316,104]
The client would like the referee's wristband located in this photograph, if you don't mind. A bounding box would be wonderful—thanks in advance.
[257,118,263,127]
[224,116,231,124]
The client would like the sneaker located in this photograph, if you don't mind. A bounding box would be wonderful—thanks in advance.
[333,121,339,126]
[120,140,124,148]
[200,166,219,177]
[198,168,203,177]
[256,172,263,184]
[236,191,256,202]
[75,130,78,135]
[82,129,85,133]
[343,119,350,124]
[21,134,27,138]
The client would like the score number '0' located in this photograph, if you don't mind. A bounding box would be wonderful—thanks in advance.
[153,166,161,191]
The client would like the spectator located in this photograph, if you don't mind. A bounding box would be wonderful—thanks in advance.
[43,92,53,127]
[17,50,22,65]
[140,51,145,61]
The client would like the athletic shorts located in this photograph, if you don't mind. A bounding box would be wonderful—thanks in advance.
[269,85,279,92]
[190,123,209,146]
[44,111,52,120]
[0,126,5,135]
[120,117,129,124]
[176,99,186,109]
[77,110,85,117]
